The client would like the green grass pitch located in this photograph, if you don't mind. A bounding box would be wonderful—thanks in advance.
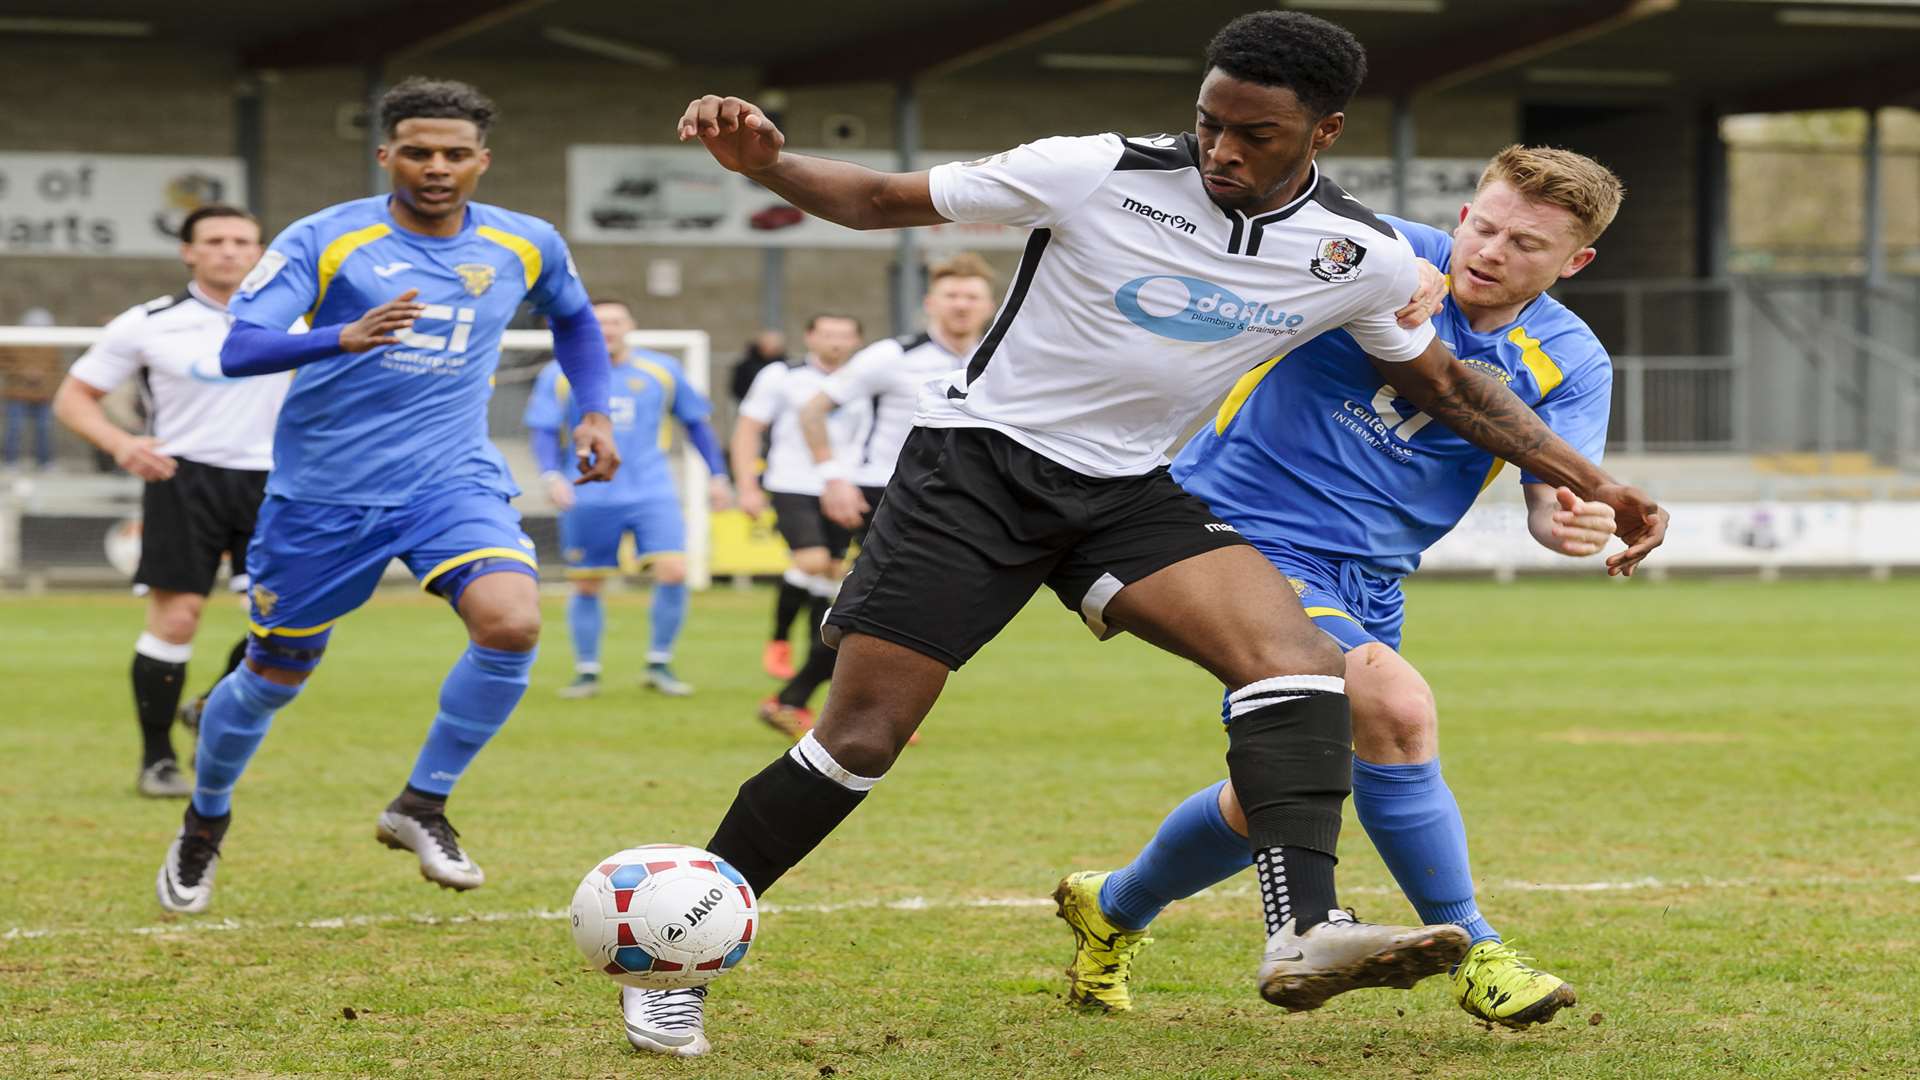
[3,578,1917,1078]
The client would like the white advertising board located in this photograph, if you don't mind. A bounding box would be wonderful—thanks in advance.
[0,153,247,258]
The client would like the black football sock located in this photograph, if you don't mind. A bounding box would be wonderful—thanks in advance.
[202,636,248,699]
[776,597,838,709]
[132,643,189,767]
[706,741,877,897]
[772,577,809,643]
[1225,677,1352,933]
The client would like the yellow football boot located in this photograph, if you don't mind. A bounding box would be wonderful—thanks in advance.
[1053,871,1152,1012]
[1450,940,1577,1028]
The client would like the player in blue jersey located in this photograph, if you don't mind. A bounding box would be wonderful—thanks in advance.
[153,78,619,914]
[1053,146,1666,1028]
[524,298,732,699]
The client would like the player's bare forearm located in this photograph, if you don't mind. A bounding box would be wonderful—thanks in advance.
[52,376,125,455]
[1380,343,1609,497]
[799,393,837,464]
[745,156,945,231]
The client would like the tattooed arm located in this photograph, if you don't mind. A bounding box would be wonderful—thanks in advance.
[1371,339,1670,576]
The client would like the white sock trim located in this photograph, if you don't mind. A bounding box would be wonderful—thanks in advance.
[136,632,193,664]
[1226,674,1345,720]
[787,731,882,792]
[782,566,812,589]
[805,573,840,600]
[575,661,602,675]
[645,651,672,664]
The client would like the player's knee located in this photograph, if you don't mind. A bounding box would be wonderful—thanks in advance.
[148,593,205,643]
[1237,630,1344,684]
[1357,685,1437,760]
[652,555,687,585]
[813,689,910,777]
[470,605,542,652]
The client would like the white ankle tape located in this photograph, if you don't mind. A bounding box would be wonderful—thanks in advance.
[787,731,882,792]
[806,573,840,600]
[136,632,194,664]
[1226,675,1345,719]
[782,566,813,589]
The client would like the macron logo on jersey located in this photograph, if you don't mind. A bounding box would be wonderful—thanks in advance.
[1114,275,1309,344]
[1119,196,1198,235]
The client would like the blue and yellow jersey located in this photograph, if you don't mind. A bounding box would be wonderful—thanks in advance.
[523,350,709,507]
[230,195,590,506]
[1172,215,1613,576]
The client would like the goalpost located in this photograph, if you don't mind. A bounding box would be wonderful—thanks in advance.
[0,324,715,589]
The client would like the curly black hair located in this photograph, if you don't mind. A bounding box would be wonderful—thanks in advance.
[378,77,496,138]
[1203,11,1368,119]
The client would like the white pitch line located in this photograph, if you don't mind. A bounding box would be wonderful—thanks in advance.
[5,874,1912,943]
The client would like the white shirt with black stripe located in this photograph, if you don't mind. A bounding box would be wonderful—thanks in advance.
[738,358,870,496]
[69,284,290,471]
[919,133,1435,479]
[820,331,967,488]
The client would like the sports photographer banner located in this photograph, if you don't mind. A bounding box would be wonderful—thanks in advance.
[0,152,247,258]
[567,145,1483,248]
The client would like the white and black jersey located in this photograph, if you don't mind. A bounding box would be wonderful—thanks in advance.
[69,284,289,471]
[919,133,1435,478]
[821,331,968,488]
[738,359,870,496]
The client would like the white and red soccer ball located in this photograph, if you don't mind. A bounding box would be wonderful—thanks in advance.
[570,844,757,989]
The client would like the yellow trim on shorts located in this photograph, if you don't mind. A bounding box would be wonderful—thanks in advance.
[418,547,539,592]
[248,618,339,638]
[1303,605,1361,625]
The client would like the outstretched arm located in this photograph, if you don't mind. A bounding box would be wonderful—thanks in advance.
[1373,339,1667,575]
[677,95,945,231]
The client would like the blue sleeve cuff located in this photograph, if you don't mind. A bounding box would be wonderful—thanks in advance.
[221,320,343,377]
[685,418,728,477]
[548,304,610,416]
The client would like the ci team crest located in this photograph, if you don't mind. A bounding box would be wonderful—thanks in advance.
[1309,236,1366,283]
[250,583,278,618]
[454,262,497,296]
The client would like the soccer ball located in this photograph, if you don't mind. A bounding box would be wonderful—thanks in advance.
[570,844,757,989]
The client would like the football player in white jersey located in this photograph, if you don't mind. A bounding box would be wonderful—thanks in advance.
[623,10,1663,1056]
[53,206,290,798]
[762,252,999,721]
[730,313,868,736]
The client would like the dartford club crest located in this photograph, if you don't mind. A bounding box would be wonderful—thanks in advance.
[1310,236,1367,283]
[455,262,497,296]
[250,583,278,618]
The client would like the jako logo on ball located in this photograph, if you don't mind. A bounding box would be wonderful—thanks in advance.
[684,886,726,928]
[1113,274,1307,343]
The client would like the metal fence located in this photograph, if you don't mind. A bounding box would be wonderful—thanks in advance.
[1555,275,1920,467]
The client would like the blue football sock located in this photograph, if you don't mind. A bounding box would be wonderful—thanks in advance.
[1098,780,1253,931]
[1352,757,1499,943]
[407,644,535,797]
[649,582,688,664]
[192,665,302,818]
[567,592,603,673]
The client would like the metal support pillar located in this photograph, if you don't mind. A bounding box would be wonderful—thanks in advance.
[365,64,388,196]
[891,78,921,336]
[234,76,265,214]
[760,247,786,335]
[1389,95,1415,218]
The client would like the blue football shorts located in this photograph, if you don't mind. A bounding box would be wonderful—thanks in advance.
[1252,537,1407,653]
[245,483,538,637]
[557,492,686,577]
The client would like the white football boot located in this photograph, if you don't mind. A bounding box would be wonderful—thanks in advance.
[621,986,710,1057]
[1258,908,1471,1012]
[375,800,485,890]
[155,807,227,914]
